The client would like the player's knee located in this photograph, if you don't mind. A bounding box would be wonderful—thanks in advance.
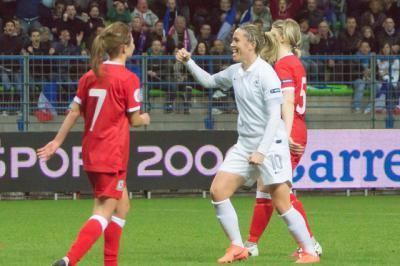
[210,185,224,201]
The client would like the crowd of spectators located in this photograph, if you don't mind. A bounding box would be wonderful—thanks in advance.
[1,0,400,115]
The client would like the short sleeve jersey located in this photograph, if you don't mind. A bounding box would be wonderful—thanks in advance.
[275,54,307,144]
[74,61,141,173]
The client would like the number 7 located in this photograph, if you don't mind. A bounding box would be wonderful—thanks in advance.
[89,88,106,131]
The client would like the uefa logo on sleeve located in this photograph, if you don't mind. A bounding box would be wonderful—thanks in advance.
[134,89,141,102]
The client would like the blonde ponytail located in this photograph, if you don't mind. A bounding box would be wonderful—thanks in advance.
[260,31,279,65]
[91,34,106,77]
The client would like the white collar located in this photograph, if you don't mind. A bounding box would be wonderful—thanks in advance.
[103,60,124,66]
[238,56,261,76]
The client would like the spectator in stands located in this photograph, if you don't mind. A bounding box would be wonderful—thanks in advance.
[365,42,400,114]
[23,28,53,55]
[0,19,23,112]
[197,23,214,49]
[162,0,183,34]
[107,0,132,24]
[310,20,336,81]
[383,0,400,26]
[336,16,362,55]
[299,18,318,81]
[210,39,228,55]
[352,40,374,113]
[55,4,87,46]
[132,0,159,28]
[193,41,210,56]
[240,0,272,32]
[172,47,192,114]
[359,0,386,34]
[39,26,54,50]
[270,0,304,21]
[150,20,175,54]
[85,3,105,36]
[376,17,400,51]
[297,0,324,33]
[46,0,66,35]
[15,0,42,35]
[13,19,30,48]
[361,25,378,53]
[210,0,232,35]
[146,39,167,112]
[168,15,197,53]
[131,16,152,55]
[86,25,105,52]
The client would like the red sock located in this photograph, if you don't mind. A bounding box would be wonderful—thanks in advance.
[104,221,123,266]
[247,198,274,243]
[290,194,313,237]
[67,217,105,265]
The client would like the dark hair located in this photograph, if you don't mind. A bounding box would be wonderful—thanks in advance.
[194,41,210,55]
[91,22,132,76]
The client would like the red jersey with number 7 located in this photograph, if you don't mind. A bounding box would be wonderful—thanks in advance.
[274,54,307,145]
[74,61,141,173]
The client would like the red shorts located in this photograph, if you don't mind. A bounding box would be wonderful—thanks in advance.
[290,151,303,171]
[87,171,126,199]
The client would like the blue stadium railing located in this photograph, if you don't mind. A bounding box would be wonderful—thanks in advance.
[0,54,399,131]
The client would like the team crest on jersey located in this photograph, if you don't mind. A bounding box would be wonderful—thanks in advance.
[281,79,293,84]
[253,79,260,88]
[134,89,141,102]
[270,88,281,94]
[116,180,124,191]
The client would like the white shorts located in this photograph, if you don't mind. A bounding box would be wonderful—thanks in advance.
[218,143,292,187]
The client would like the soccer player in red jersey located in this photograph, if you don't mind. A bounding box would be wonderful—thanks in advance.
[244,19,322,261]
[37,22,150,266]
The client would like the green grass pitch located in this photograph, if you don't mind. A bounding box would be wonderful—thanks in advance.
[0,195,398,265]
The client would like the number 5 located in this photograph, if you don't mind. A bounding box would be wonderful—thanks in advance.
[296,77,306,115]
[89,88,106,131]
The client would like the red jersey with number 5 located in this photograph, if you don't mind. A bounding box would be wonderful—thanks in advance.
[275,54,307,145]
[74,61,141,173]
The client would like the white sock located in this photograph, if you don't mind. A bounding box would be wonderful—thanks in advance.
[212,198,244,247]
[281,207,316,255]
[256,191,271,199]
[111,215,126,228]
[62,256,69,265]
[89,214,109,232]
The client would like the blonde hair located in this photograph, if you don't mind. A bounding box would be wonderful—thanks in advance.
[91,22,132,76]
[261,19,302,64]
[239,24,265,54]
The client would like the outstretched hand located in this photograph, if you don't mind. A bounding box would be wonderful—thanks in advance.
[37,140,61,162]
[176,48,191,63]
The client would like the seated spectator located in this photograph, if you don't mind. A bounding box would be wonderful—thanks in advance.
[253,19,264,32]
[55,4,87,46]
[0,20,23,112]
[240,0,272,32]
[383,0,400,26]
[297,0,324,33]
[150,20,175,54]
[336,16,362,55]
[131,16,152,55]
[361,25,378,53]
[47,0,65,35]
[376,17,400,52]
[85,3,105,36]
[15,0,42,35]
[86,25,105,52]
[310,20,337,81]
[359,0,386,34]
[132,0,159,29]
[196,23,214,49]
[365,42,400,114]
[270,0,304,21]
[39,26,54,50]
[351,41,374,113]
[13,19,30,48]
[299,18,319,81]
[168,15,197,53]
[23,28,53,55]
[172,47,192,114]
[193,41,210,56]
[107,0,132,24]
[210,39,228,55]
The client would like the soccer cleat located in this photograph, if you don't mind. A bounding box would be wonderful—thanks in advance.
[51,259,67,266]
[291,240,323,259]
[244,241,259,257]
[295,252,320,264]
[217,244,249,264]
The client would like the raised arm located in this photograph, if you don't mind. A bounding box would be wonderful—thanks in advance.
[176,48,232,89]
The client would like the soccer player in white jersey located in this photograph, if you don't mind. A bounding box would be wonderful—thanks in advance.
[176,24,320,264]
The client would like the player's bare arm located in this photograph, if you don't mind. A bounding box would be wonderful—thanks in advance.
[37,102,81,161]
[129,111,150,127]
